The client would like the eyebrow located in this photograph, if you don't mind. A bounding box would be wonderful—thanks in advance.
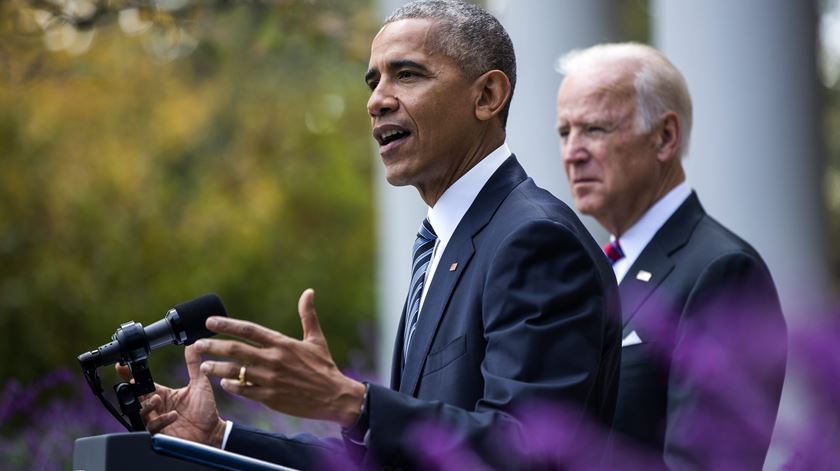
[365,59,430,83]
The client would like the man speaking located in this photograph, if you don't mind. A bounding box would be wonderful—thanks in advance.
[122,2,621,469]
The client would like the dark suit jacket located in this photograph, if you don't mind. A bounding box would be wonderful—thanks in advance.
[611,192,786,470]
[226,156,622,470]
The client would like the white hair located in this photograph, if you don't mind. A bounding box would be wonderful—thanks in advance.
[556,43,693,158]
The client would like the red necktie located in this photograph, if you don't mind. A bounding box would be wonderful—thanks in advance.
[603,239,624,265]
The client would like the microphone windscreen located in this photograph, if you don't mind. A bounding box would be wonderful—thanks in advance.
[175,293,228,344]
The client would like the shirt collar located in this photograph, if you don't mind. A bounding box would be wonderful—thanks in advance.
[427,142,511,246]
[611,181,692,282]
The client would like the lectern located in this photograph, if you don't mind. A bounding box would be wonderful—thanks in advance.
[73,432,296,471]
[73,433,211,471]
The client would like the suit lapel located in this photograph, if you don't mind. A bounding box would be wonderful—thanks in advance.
[389,304,407,390]
[399,156,528,395]
[619,192,705,327]
[619,242,673,326]
[399,238,475,394]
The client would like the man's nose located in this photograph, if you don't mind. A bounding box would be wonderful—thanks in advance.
[367,83,398,118]
[561,130,589,163]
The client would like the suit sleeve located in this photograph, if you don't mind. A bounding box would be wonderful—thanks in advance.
[663,251,787,470]
[363,218,619,468]
[225,424,350,470]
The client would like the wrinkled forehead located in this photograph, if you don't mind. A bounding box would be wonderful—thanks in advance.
[557,66,637,118]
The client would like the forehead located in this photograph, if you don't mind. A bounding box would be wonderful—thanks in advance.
[369,19,443,66]
[556,65,637,121]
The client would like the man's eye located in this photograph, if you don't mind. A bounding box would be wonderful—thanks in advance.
[397,70,417,80]
[558,129,569,139]
[587,126,606,134]
[367,80,379,91]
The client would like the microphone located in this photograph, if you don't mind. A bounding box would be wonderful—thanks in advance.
[78,293,227,370]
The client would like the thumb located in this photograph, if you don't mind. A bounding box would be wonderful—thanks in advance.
[115,363,133,382]
[298,288,326,345]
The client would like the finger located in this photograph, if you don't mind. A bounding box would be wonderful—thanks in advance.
[205,317,283,347]
[115,363,132,382]
[147,410,178,434]
[200,361,243,382]
[194,338,263,364]
[184,344,204,382]
[201,361,272,387]
[219,378,265,401]
[115,365,171,395]
[140,394,163,420]
[298,288,325,344]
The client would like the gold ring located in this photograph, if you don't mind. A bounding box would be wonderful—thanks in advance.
[239,365,248,386]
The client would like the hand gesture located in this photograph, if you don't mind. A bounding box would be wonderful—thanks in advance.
[116,344,227,447]
[196,289,366,427]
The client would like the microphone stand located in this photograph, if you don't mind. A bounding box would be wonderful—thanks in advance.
[80,322,157,432]
[81,358,156,432]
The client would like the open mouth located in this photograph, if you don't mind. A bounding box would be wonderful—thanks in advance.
[374,125,412,150]
[380,129,411,146]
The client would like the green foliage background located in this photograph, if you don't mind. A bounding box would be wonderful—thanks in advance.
[0,1,380,386]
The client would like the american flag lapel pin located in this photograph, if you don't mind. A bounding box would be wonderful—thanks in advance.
[636,270,652,282]
[449,262,458,272]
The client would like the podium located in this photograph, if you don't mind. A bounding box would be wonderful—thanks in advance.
[73,432,296,471]
[73,433,212,471]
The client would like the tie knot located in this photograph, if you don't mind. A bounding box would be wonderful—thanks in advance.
[418,217,437,243]
[603,239,624,264]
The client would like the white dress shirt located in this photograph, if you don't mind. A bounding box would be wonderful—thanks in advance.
[421,142,511,310]
[611,181,692,284]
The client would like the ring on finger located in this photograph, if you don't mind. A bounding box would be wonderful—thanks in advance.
[238,365,253,386]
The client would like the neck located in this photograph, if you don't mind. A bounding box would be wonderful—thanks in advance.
[603,164,685,237]
[419,127,505,207]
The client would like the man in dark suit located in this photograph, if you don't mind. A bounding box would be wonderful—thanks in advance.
[124,2,621,470]
[555,42,787,469]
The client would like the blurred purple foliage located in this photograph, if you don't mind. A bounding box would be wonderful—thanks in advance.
[375,304,839,471]
[778,316,840,470]
[1,310,839,470]
[0,347,378,471]
[0,368,120,470]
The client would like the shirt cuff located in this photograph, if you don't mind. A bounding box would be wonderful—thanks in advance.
[220,420,234,449]
[341,381,370,446]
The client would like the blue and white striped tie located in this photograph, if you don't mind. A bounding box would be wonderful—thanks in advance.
[403,217,437,361]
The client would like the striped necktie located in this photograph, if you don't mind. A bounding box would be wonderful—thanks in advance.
[603,239,624,265]
[403,217,437,361]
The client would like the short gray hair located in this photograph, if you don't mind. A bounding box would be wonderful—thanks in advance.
[385,0,516,127]
[557,43,693,158]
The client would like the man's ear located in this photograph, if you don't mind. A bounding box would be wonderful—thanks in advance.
[474,70,512,122]
[655,112,681,162]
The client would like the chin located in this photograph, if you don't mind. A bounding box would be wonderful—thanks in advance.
[383,169,413,188]
[573,198,602,217]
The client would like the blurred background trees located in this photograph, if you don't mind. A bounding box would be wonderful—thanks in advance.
[0,0,379,387]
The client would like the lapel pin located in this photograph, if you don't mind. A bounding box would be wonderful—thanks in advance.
[449,262,458,272]
[636,270,652,282]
